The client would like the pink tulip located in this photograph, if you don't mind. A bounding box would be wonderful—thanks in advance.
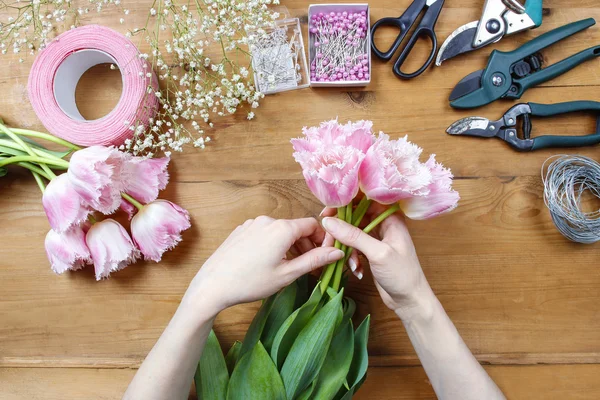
[359,133,433,204]
[42,174,90,233]
[86,219,139,280]
[399,155,460,220]
[131,200,191,262]
[45,226,91,274]
[123,156,170,204]
[68,146,127,214]
[291,119,375,207]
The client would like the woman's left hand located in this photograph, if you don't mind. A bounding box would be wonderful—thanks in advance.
[183,216,345,316]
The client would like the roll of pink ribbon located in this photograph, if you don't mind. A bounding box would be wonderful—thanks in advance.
[28,25,158,147]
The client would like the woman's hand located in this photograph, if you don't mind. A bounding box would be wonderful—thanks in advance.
[184,216,344,316]
[321,204,434,320]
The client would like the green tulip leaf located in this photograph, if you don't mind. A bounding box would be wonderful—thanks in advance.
[342,297,356,322]
[335,315,371,400]
[227,341,286,400]
[239,295,276,359]
[296,381,315,400]
[311,318,354,399]
[195,330,229,400]
[261,282,297,353]
[280,290,344,399]
[0,135,72,159]
[225,341,242,376]
[271,283,324,369]
[0,166,7,177]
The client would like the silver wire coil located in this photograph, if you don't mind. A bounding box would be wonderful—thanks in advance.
[542,155,600,244]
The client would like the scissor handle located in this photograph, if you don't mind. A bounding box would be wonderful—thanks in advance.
[392,27,438,79]
[370,0,428,60]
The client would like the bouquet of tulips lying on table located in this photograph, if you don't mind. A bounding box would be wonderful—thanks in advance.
[195,119,459,399]
[0,119,190,280]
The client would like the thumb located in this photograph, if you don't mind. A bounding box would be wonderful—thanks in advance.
[322,217,386,260]
[284,247,344,277]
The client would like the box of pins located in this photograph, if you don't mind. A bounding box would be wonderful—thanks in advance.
[308,3,371,87]
[248,18,310,95]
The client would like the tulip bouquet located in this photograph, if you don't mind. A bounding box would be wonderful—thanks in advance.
[0,119,190,280]
[194,120,459,399]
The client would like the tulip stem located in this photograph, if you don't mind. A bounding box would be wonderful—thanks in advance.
[8,127,81,151]
[364,203,401,234]
[332,202,353,291]
[352,197,372,226]
[122,192,144,211]
[17,161,52,180]
[31,171,46,193]
[319,207,346,293]
[0,155,69,169]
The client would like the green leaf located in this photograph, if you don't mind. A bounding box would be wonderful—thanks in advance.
[271,284,324,369]
[0,145,27,157]
[261,282,297,353]
[342,297,356,322]
[239,295,276,359]
[227,341,286,400]
[280,290,344,399]
[225,341,242,376]
[195,330,229,400]
[0,134,71,159]
[335,315,371,400]
[296,381,315,400]
[0,166,6,177]
[311,319,354,399]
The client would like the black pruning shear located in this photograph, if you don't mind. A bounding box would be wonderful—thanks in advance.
[450,18,600,109]
[371,0,445,79]
[447,101,600,151]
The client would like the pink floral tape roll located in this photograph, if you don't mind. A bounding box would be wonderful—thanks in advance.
[28,25,158,147]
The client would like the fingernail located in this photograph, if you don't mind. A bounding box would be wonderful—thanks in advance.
[327,249,345,262]
[322,217,338,231]
[357,271,363,280]
[349,258,357,272]
[319,208,327,217]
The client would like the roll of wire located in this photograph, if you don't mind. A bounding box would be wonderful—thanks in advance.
[542,155,600,244]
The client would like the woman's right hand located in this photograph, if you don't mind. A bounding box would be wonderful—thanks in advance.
[321,203,435,320]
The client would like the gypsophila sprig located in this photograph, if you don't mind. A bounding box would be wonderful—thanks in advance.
[0,0,124,63]
[125,0,281,156]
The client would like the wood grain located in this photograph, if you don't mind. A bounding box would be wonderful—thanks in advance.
[1,0,600,398]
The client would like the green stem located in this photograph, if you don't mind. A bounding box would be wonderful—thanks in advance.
[352,197,372,226]
[121,193,145,211]
[0,123,37,158]
[0,155,69,169]
[31,171,46,193]
[0,138,66,161]
[17,162,52,180]
[319,207,346,293]
[332,201,354,291]
[9,128,81,150]
[364,203,401,234]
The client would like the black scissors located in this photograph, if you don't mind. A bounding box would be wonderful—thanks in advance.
[370,0,445,79]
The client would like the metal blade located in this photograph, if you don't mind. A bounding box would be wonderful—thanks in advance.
[449,69,483,102]
[447,117,496,138]
[435,21,478,66]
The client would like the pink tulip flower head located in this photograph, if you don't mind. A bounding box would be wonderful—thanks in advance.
[42,173,90,233]
[359,133,433,204]
[399,155,460,220]
[45,226,91,274]
[86,219,139,280]
[291,119,375,207]
[123,156,170,204]
[131,200,191,262]
[68,146,127,214]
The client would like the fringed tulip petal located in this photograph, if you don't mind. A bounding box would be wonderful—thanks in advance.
[42,174,90,233]
[399,155,460,220]
[86,219,139,280]
[123,156,170,203]
[359,133,433,204]
[131,200,191,262]
[45,227,91,274]
[68,146,127,214]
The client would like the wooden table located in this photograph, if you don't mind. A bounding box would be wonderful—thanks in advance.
[1,1,600,398]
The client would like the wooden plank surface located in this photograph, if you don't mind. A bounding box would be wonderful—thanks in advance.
[2,365,600,400]
[1,0,600,398]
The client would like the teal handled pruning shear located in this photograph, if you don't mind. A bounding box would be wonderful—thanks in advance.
[449,18,600,109]
[437,0,544,65]
[447,101,600,151]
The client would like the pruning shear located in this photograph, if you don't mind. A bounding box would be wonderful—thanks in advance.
[437,0,544,66]
[370,0,445,79]
[449,18,600,109]
[447,101,600,151]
